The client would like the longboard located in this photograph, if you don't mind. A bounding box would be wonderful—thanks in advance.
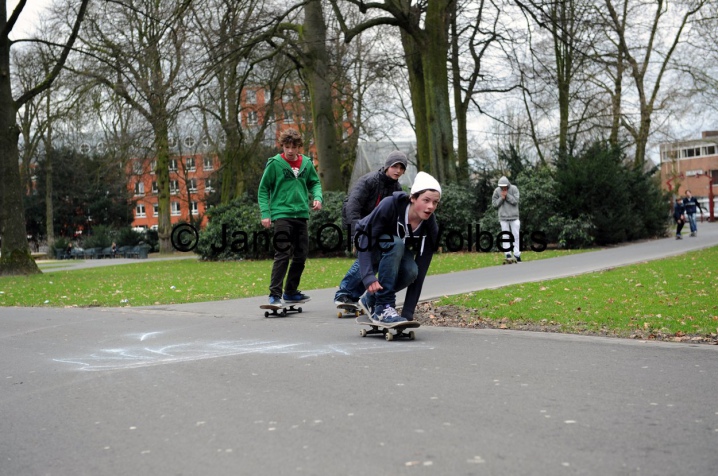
[336,302,364,318]
[356,314,420,341]
[260,300,307,317]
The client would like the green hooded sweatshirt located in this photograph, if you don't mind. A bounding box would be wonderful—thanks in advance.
[258,153,323,220]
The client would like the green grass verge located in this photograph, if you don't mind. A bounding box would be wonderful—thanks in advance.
[435,246,718,338]
[1,249,583,307]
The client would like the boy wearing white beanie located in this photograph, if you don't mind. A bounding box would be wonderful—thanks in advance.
[350,171,442,323]
[491,175,521,262]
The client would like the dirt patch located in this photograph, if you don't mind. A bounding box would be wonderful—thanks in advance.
[412,301,718,345]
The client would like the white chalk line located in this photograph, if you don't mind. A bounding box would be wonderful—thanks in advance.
[53,336,422,371]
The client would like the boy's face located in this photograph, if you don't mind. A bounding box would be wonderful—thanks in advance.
[282,142,300,160]
[385,163,406,181]
[412,190,441,220]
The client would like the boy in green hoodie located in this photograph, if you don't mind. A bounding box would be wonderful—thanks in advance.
[258,128,323,306]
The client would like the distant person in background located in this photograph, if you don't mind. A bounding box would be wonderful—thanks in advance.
[682,190,703,237]
[673,197,686,240]
[334,150,408,307]
[492,176,521,262]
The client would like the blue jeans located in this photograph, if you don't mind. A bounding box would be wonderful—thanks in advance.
[371,236,418,308]
[687,213,697,233]
[334,259,364,301]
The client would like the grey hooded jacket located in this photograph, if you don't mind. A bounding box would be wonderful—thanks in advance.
[491,176,520,221]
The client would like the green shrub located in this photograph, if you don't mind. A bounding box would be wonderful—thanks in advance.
[307,191,346,256]
[117,227,144,247]
[196,195,268,260]
[82,225,112,249]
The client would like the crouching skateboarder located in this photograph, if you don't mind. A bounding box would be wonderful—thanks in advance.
[348,172,441,324]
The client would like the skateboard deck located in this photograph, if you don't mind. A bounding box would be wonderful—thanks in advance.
[260,300,308,317]
[336,302,364,318]
[356,314,420,341]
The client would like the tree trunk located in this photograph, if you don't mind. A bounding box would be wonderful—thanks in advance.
[44,95,55,252]
[152,118,172,254]
[422,0,456,183]
[450,3,469,183]
[0,36,40,275]
[302,0,341,191]
[400,29,430,172]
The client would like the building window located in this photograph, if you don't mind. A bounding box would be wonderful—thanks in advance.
[190,201,199,216]
[134,182,145,196]
[152,181,158,194]
[705,146,716,156]
[80,143,91,154]
[247,110,258,125]
[169,159,178,171]
[246,89,257,104]
[282,89,294,103]
[186,157,196,171]
[150,160,157,174]
[205,178,214,192]
[132,160,143,174]
[168,136,177,148]
[170,180,179,194]
[203,157,214,170]
[184,137,196,148]
[188,178,197,192]
[135,203,146,218]
[202,137,211,147]
[283,110,294,124]
[153,203,158,216]
[171,201,181,216]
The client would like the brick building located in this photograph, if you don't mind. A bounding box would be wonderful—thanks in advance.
[659,131,718,220]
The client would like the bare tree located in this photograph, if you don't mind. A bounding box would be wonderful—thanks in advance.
[602,0,707,166]
[0,0,89,276]
[69,0,195,253]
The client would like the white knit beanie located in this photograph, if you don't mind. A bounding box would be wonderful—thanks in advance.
[410,171,442,197]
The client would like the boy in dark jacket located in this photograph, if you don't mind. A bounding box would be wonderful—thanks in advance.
[258,128,323,306]
[682,190,703,237]
[334,151,407,306]
[674,197,686,240]
[352,172,441,323]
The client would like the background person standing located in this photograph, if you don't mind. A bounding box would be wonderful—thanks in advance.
[492,176,521,262]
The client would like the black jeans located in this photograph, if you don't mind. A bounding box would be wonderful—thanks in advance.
[269,218,309,297]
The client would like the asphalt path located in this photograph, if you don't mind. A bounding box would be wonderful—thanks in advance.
[2,223,718,475]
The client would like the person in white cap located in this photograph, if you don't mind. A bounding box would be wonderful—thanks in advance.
[491,175,521,262]
[334,150,408,307]
[351,171,441,323]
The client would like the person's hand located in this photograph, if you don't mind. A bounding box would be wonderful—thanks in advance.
[501,189,508,198]
[312,200,322,211]
[261,218,272,229]
[366,281,383,294]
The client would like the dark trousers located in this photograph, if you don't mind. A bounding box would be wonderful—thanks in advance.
[675,218,684,235]
[269,218,309,297]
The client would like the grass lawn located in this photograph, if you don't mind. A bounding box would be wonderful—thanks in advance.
[1,249,583,307]
[3,245,716,340]
[433,246,718,339]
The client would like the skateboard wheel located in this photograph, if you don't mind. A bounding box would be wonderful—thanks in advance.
[385,332,394,341]
[360,329,367,337]
[264,311,269,318]
[409,331,416,340]
[297,307,302,313]
[337,312,343,318]
[354,311,359,317]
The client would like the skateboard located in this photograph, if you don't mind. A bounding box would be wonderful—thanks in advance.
[336,302,364,318]
[502,257,517,265]
[356,314,420,341]
[260,300,307,317]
